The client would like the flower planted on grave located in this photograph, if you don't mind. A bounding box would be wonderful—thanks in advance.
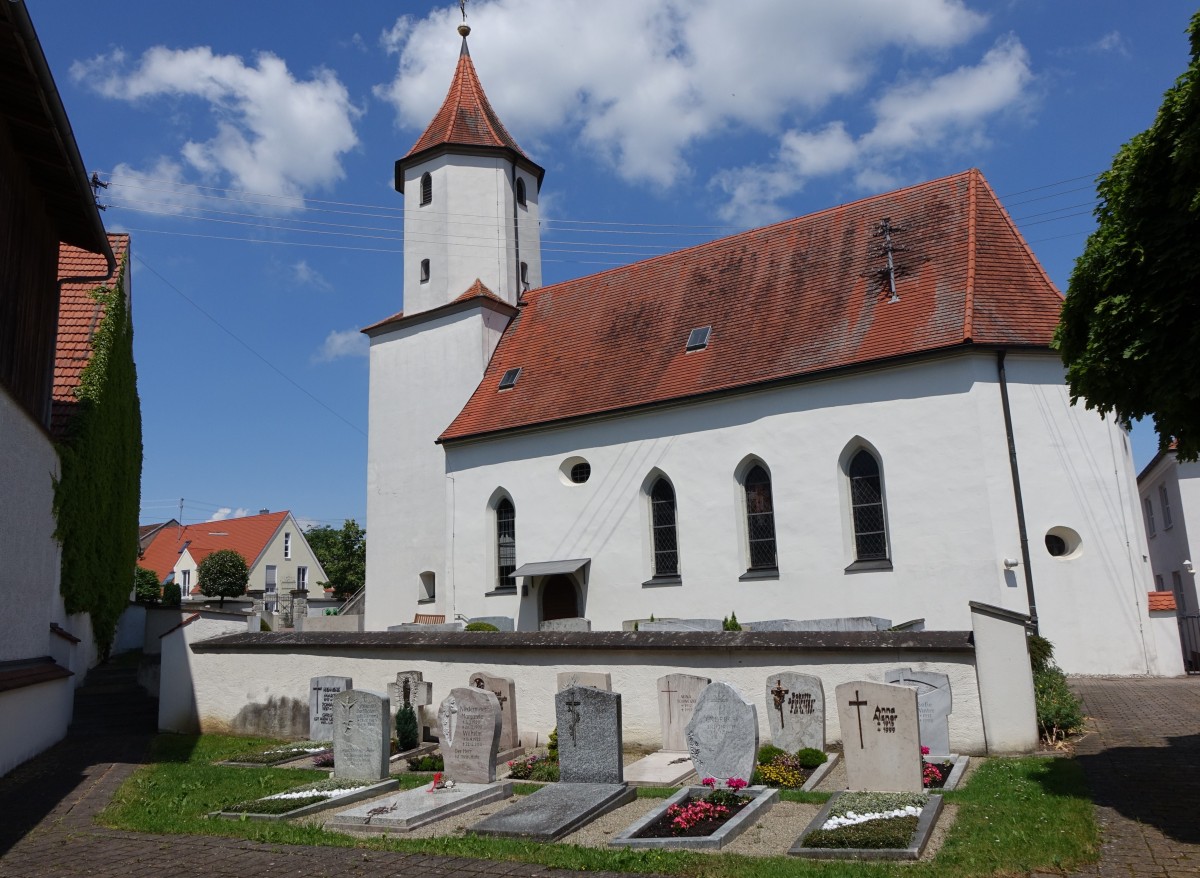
[920,745,953,790]
[751,745,828,789]
[638,777,753,839]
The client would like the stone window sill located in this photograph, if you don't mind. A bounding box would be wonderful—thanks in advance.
[416,596,436,605]
[485,587,518,597]
[844,559,893,573]
[739,567,779,582]
[642,576,682,588]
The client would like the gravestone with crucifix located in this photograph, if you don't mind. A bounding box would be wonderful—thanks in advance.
[685,681,759,786]
[309,675,352,741]
[884,667,953,757]
[556,685,623,783]
[332,689,389,781]
[438,686,502,784]
[658,673,710,751]
[468,671,520,754]
[765,672,825,752]
[835,680,922,792]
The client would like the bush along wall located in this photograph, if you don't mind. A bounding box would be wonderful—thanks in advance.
[53,254,142,654]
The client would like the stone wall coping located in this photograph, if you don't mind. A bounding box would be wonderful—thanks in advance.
[191,629,974,653]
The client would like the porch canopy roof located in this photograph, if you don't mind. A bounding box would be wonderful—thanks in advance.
[510,559,590,579]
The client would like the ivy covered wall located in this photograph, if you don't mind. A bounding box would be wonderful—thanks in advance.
[54,254,142,652]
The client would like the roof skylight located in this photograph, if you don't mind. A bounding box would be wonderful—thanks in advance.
[686,326,712,351]
[498,367,522,390]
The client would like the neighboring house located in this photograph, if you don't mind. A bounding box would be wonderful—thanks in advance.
[1138,443,1199,669]
[138,519,179,554]
[363,24,1172,676]
[0,1,122,775]
[140,511,327,612]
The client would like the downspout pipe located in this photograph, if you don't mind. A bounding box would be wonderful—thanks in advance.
[510,163,521,302]
[996,349,1038,632]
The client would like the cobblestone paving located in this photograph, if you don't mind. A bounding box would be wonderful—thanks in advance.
[3,677,1198,876]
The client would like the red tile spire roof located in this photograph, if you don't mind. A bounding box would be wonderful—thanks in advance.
[53,233,130,439]
[439,169,1064,443]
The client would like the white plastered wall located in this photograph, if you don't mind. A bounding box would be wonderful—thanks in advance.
[159,616,245,733]
[1140,454,1198,614]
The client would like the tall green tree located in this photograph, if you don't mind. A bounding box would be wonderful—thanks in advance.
[196,549,249,607]
[1056,12,1200,459]
[305,519,366,599]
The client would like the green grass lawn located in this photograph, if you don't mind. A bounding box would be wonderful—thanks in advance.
[100,735,1098,877]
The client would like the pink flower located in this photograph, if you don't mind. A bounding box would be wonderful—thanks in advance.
[701,777,717,788]
[921,745,930,755]
[726,777,748,791]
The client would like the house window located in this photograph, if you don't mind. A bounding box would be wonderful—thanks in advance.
[1155,574,1165,590]
[743,464,777,570]
[296,566,307,590]
[284,532,291,559]
[848,449,888,561]
[420,258,430,283]
[1160,485,1173,529]
[650,478,679,577]
[265,565,277,593]
[516,176,527,207]
[181,570,191,593]
[1173,571,1184,598]
[420,172,432,206]
[1145,497,1156,537]
[496,498,516,589]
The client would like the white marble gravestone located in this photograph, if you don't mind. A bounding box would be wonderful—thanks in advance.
[438,687,502,784]
[884,667,953,756]
[557,685,623,784]
[468,671,519,751]
[835,680,922,792]
[684,681,759,786]
[658,673,710,751]
[332,689,389,781]
[766,673,825,752]
[309,675,351,741]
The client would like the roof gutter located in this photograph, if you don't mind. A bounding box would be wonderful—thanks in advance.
[996,349,1038,632]
[8,0,114,274]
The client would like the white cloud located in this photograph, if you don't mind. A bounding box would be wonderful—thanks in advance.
[208,507,251,522]
[714,36,1033,225]
[377,0,987,187]
[292,260,333,291]
[72,46,361,211]
[314,328,369,363]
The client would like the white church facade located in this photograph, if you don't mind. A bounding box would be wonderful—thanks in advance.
[364,24,1178,677]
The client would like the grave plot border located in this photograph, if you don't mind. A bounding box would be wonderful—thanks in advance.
[218,746,332,768]
[788,790,944,860]
[388,741,437,766]
[211,778,398,822]
[324,781,514,834]
[609,785,779,851]
[799,751,840,791]
[936,754,970,791]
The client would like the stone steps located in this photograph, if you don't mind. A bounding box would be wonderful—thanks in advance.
[68,660,158,737]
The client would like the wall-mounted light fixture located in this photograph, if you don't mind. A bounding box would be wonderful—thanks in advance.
[1003,558,1020,569]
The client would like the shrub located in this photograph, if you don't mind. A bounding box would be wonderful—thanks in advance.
[755,744,786,765]
[1028,634,1055,675]
[722,612,742,631]
[530,759,560,782]
[757,759,805,788]
[1029,634,1084,744]
[161,581,181,607]
[134,566,161,604]
[407,753,444,772]
[464,621,500,631]
[507,753,550,780]
[395,703,419,751]
[547,727,558,759]
[795,747,828,769]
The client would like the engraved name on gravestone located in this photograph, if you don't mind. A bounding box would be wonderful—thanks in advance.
[685,681,759,785]
[557,685,624,784]
[438,687,502,784]
[332,689,389,781]
[469,671,519,751]
[658,673,710,751]
[884,667,953,756]
[555,671,612,692]
[309,675,352,741]
[766,672,825,752]
[835,680,922,792]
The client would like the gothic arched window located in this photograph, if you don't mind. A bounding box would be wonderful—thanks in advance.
[420,172,432,206]
[744,464,778,570]
[496,497,516,588]
[650,479,679,577]
[515,176,527,207]
[848,449,888,560]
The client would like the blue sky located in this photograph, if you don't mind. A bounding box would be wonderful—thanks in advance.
[31,0,1195,529]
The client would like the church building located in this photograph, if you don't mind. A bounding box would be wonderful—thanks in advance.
[364,23,1175,676]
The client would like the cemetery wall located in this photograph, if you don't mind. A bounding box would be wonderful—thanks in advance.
[159,614,245,734]
[186,630,992,752]
[112,602,146,654]
[302,614,364,633]
[0,679,73,777]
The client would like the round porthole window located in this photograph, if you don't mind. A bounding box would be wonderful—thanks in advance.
[1045,526,1082,559]
[570,462,591,484]
[559,456,592,485]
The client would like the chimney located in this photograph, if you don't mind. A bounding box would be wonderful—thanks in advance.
[258,508,269,515]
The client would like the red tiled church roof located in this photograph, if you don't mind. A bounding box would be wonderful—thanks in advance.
[440,169,1063,443]
[52,234,130,439]
[362,279,516,335]
[138,511,290,587]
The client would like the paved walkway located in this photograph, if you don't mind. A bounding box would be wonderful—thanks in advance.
[1,677,1198,876]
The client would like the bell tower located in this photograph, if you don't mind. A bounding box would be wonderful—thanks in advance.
[396,21,544,315]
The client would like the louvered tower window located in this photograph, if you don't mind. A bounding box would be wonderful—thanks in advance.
[650,479,679,577]
[744,465,777,569]
[420,172,432,206]
[849,450,888,560]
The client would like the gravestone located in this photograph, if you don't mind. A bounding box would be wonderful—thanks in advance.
[884,667,953,756]
[640,618,724,632]
[747,616,892,632]
[556,671,612,692]
[309,675,352,741]
[685,681,758,785]
[540,617,591,632]
[438,687,502,783]
[387,670,432,715]
[835,680,922,792]
[332,689,389,781]
[468,671,520,751]
[658,673,710,751]
[557,685,623,784]
[766,673,825,752]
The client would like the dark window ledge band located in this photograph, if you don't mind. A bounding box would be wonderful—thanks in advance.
[485,587,518,597]
[642,576,682,588]
[739,567,780,581]
[416,596,436,605]
[845,558,893,573]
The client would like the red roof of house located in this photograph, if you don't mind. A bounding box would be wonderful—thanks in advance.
[439,169,1063,443]
[404,36,533,164]
[1148,591,1177,612]
[138,511,290,588]
[52,234,129,439]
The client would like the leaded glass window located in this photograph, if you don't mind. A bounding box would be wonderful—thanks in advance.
[650,479,679,577]
[496,498,516,587]
[744,464,777,569]
[849,450,888,561]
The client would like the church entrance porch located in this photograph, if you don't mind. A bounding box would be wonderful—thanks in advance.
[540,574,579,622]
